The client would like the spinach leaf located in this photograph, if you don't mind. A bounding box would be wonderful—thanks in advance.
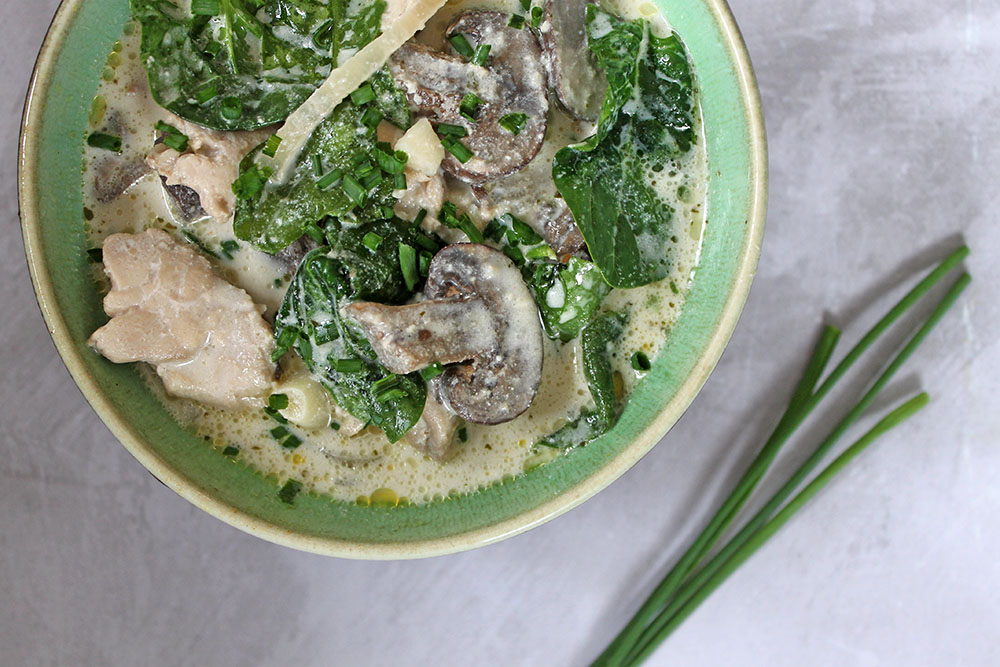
[552,7,696,288]
[528,258,611,342]
[539,311,626,449]
[130,0,386,130]
[233,99,396,253]
[274,245,426,442]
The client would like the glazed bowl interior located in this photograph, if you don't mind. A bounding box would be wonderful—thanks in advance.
[20,0,766,558]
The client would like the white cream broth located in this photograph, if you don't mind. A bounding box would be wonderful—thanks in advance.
[83,1,706,506]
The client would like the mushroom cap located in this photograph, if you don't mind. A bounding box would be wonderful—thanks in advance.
[425,244,544,424]
[539,0,608,121]
[389,11,549,185]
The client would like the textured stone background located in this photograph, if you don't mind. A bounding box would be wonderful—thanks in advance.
[3,1,998,665]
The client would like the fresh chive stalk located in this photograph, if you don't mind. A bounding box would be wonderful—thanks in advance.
[498,113,528,135]
[626,393,933,665]
[399,243,419,291]
[448,33,474,58]
[191,0,221,15]
[262,134,282,158]
[350,83,376,105]
[436,123,468,138]
[420,362,444,381]
[471,43,492,66]
[460,93,483,122]
[508,14,526,29]
[595,246,971,666]
[442,137,474,163]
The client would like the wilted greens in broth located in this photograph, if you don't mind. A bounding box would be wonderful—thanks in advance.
[82,0,706,506]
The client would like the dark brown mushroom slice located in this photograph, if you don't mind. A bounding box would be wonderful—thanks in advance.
[343,297,498,375]
[539,0,607,121]
[424,244,544,425]
[544,204,589,259]
[92,157,150,204]
[389,11,549,185]
[161,180,207,223]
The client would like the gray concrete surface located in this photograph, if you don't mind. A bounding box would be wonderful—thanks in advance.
[3,1,998,665]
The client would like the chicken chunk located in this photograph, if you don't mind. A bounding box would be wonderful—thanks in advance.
[89,229,276,410]
[146,114,272,222]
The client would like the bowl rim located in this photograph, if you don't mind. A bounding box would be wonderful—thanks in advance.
[19,0,767,559]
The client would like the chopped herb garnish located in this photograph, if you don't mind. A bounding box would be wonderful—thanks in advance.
[360,107,383,128]
[341,174,367,205]
[418,250,433,277]
[220,239,240,259]
[459,93,483,122]
[278,479,302,504]
[669,280,680,295]
[519,0,531,11]
[631,351,652,372]
[86,132,122,153]
[393,173,407,190]
[334,358,364,373]
[508,14,526,29]
[361,171,383,191]
[281,434,303,450]
[162,132,188,152]
[190,0,220,15]
[436,123,468,138]
[458,426,468,442]
[312,154,324,178]
[232,164,273,201]
[264,407,288,425]
[525,244,557,261]
[270,425,290,440]
[498,112,528,135]
[376,147,408,175]
[448,33,475,58]
[530,6,543,27]
[183,230,220,258]
[331,421,341,431]
[222,446,240,457]
[420,362,444,381]
[193,82,219,105]
[442,137,474,164]
[398,243,419,291]
[362,232,383,251]
[220,96,243,120]
[268,393,290,410]
[412,209,428,227]
[262,134,282,158]
[317,167,344,191]
[350,83,376,105]
[303,223,325,244]
[471,43,492,66]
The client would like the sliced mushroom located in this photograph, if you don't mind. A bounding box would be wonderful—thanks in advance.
[343,297,497,375]
[92,158,149,204]
[425,244,543,424]
[162,181,207,223]
[539,0,607,121]
[404,379,461,461]
[389,11,549,185]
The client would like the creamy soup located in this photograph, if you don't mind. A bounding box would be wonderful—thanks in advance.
[83,0,706,505]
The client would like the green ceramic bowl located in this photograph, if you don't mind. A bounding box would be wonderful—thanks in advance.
[20,0,766,559]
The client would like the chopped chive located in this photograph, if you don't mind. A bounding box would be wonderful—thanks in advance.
[508,14,525,29]
[361,171,383,191]
[194,82,218,105]
[317,167,344,191]
[442,137,474,163]
[265,407,289,424]
[278,479,302,504]
[414,233,438,253]
[458,426,468,442]
[191,0,221,15]
[331,421,341,431]
[281,434,302,450]
[203,40,222,58]
[530,6,543,27]
[355,159,376,179]
[459,93,483,122]
[471,43,491,67]
[86,132,122,153]
[350,83,376,105]
[361,107,383,128]
[525,244,556,260]
[502,244,525,267]
[419,250,433,277]
[670,280,680,295]
[303,224,325,244]
[269,393,290,410]
[459,219,484,244]
[162,132,188,152]
[393,173,407,190]
[362,232,383,251]
[220,96,242,120]
[519,0,531,11]
[262,134,282,158]
[312,154,323,178]
[232,164,272,200]
[420,362,444,381]
[412,209,428,227]
[372,375,403,402]
[448,33,474,58]
[399,243,419,291]
[506,214,543,244]
[334,358,364,373]
[376,148,408,175]
[182,230,219,258]
[270,425,290,440]
[220,239,240,260]
[631,351,651,372]
[222,446,240,457]
[436,123,468,138]
[483,218,504,242]
[498,112,528,135]
[380,205,396,219]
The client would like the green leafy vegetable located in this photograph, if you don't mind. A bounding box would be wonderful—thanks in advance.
[273,243,430,443]
[130,0,388,130]
[278,479,303,504]
[528,258,611,342]
[233,100,395,252]
[540,311,626,449]
[553,7,696,288]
